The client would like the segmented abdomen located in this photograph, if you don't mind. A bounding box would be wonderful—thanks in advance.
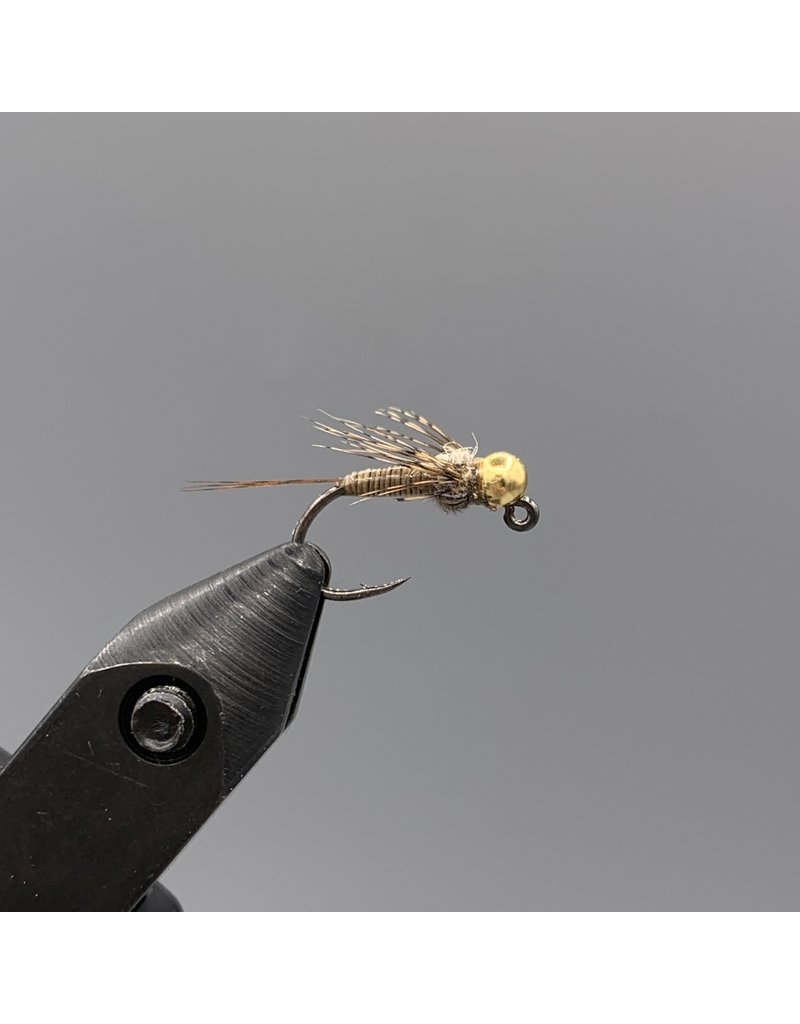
[341,466,437,498]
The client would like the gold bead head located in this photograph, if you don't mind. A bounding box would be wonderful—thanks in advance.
[477,451,528,509]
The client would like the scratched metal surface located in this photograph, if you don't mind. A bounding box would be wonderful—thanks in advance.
[0,542,326,910]
[87,542,328,786]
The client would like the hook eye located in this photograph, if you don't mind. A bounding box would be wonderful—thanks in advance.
[503,496,539,532]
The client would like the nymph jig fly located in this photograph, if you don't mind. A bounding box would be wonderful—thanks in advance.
[185,407,539,601]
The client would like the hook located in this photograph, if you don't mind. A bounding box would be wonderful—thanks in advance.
[293,487,539,599]
[291,486,410,601]
[503,495,540,532]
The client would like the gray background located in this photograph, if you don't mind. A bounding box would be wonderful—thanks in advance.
[1,115,798,909]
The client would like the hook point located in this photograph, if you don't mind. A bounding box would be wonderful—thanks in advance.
[322,576,410,602]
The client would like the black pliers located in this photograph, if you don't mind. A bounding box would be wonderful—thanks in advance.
[0,542,330,911]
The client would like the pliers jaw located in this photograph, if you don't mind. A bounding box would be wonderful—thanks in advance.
[0,541,329,911]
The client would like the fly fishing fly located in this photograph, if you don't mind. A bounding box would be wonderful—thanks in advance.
[186,407,539,600]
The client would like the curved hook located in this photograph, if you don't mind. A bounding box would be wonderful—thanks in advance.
[503,495,540,532]
[291,486,410,601]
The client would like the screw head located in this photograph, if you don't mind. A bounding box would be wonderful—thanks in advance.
[129,685,196,756]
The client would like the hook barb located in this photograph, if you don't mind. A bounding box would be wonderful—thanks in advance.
[292,486,409,601]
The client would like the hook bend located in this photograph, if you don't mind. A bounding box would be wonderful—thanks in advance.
[291,486,410,601]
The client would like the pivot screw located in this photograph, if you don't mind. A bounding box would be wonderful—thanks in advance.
[130,685,197,756]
